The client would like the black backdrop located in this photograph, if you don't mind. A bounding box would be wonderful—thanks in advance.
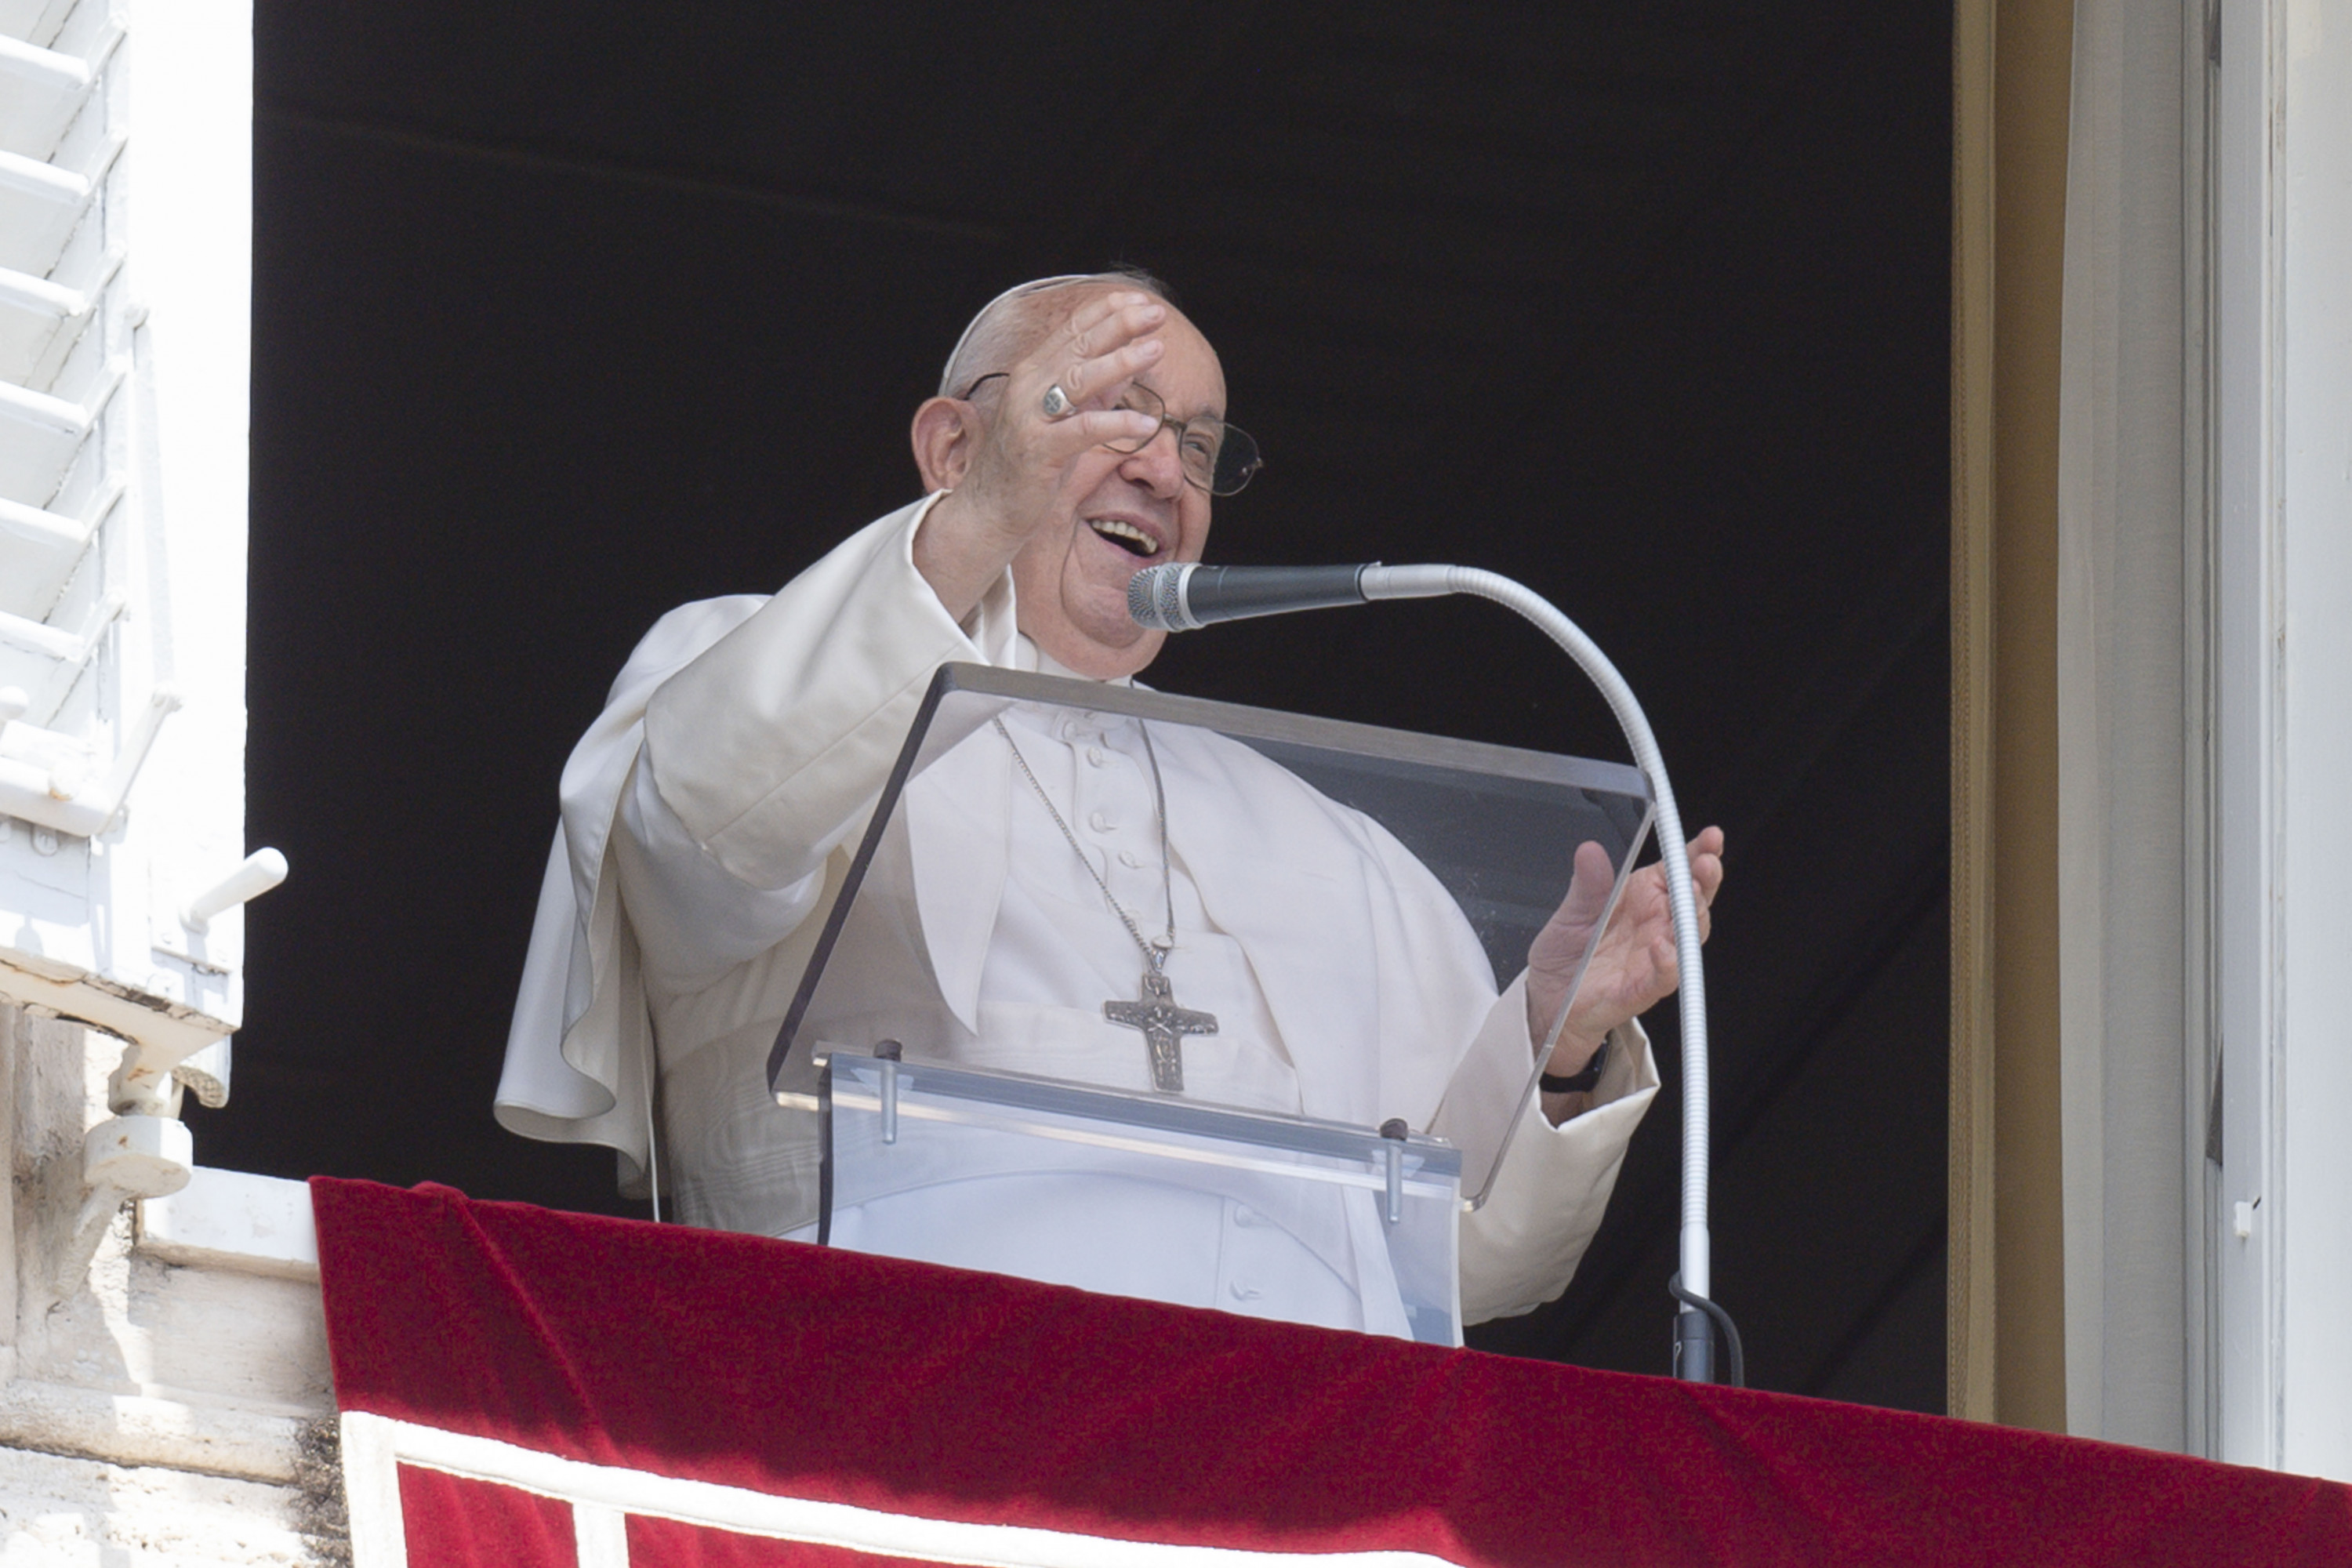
[203,2,1951,1410]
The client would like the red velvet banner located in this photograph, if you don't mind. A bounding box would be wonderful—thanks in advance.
[312,1178,2352,1566]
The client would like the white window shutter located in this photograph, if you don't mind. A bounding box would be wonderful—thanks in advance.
[0,0,275,1132]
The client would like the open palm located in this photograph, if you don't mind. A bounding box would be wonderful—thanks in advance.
[1526,827,1725,1076]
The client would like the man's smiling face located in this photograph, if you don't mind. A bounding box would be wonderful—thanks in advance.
[1006,294,1225,678]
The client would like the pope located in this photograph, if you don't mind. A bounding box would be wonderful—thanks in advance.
[497,270,1726,1330]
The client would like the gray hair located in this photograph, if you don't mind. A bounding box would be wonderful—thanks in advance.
[937,268,1173,398]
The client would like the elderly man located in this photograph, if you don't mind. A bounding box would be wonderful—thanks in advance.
[497,271,1723,1333]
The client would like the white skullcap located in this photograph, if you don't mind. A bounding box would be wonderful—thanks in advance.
[937,274,1102,397]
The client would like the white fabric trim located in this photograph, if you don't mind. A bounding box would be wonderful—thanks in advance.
[342,1410,1455,1568]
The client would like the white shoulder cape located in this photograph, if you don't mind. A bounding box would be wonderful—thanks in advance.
[494,593,771,1193]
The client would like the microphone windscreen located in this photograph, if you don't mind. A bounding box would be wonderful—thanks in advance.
[1127,564,1194,631]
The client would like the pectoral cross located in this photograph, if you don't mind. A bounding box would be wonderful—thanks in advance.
[1105,969,1218,1093]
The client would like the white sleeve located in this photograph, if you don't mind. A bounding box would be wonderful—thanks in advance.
[619,494,1018,995]
[612,754,831,993]
[1343,801,1661,1324]
[499,494,1011,1180]
[641,495,1014,889]
[1455,1003,1660,1323]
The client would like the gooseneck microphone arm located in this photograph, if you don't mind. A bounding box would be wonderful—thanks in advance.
[1129,561,1736,1385]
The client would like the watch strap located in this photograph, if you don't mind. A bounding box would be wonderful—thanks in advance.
[1540,1037,1610,1095]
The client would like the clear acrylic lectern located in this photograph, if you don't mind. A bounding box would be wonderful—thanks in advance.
[771,664,1652,1345]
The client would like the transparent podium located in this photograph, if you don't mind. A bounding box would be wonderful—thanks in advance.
[771,665,1652,1345]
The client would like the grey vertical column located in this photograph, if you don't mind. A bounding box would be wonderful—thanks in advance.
[2053,0,2197,1454]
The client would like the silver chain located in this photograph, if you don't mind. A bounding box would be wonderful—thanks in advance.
[993,713,1177,972]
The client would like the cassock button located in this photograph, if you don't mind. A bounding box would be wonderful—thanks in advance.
[1229,1282,1265,1302]
[1232,1205,1258,1228]
[1088,810,1115,833]
[1118,850,1144,869]
[1087,746,1106,767]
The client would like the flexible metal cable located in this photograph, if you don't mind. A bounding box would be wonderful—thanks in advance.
[1359,565,1716,1321]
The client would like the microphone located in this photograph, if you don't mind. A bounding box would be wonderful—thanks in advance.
[1124,553,1735,1384]
[1127,562,1451,631]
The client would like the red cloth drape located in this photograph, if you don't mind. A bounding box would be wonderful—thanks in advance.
[312,1178,2352,1566]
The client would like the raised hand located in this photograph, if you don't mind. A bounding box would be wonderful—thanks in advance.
[1526,826,1725,1082]
[912,291,1168,617]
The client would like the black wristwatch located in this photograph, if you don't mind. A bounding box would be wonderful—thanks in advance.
[1540,1038,1610,1095]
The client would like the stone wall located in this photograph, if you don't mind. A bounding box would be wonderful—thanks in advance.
[2,1002,342,1566]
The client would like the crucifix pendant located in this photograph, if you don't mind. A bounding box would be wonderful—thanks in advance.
[1104,969,1218,1093]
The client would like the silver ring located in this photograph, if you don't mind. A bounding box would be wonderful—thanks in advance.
[1040,384,1074,419]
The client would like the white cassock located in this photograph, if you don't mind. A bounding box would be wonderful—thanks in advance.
[497,494,1659,1334]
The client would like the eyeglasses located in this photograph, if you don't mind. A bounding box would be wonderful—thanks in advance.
[960,373,1262,497]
